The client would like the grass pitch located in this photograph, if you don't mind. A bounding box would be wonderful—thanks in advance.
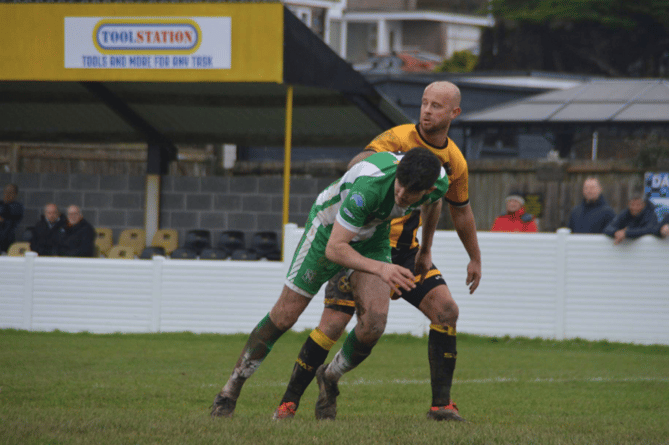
[1,329,668,445]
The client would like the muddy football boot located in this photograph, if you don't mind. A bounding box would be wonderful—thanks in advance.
[314,364,339,420]
[210,393,237,418]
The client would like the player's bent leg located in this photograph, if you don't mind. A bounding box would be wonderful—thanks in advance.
[274,272,355,419]
[212,286,310,418]
[316,272,390,420]
[349,271,389,344]
[418,285,465,421]
[274,310,350,419]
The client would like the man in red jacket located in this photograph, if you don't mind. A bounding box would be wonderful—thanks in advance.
[491,194,538,232]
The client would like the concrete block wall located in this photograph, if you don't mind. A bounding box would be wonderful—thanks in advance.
[1,171,338,252]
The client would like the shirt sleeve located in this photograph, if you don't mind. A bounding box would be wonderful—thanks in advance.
[366,129,404,153]
[335,177,381,233]
[444,148,469,206]
[603,212,625,237]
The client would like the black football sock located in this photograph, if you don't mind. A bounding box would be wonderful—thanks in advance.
[280,328,335,408]
[428,324,457,407]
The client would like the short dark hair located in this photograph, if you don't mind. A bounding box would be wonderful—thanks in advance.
[396,147,442,192]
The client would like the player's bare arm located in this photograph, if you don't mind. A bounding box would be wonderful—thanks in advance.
[414,199,442,284]
[346,150,375,170]
[449,203,482,294]
[326,221,415,294]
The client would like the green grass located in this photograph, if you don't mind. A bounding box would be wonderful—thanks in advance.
[1,329,668,445]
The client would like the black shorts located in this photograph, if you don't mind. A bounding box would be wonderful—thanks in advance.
[323,247,447,313]
[323,269,356,315]
[390,246,447,309]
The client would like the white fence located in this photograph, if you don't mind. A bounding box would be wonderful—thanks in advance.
[1,225,668,345]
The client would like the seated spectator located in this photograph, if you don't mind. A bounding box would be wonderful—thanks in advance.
[31,203,66,256]
[603,189,657,245]
[491,194,538,232]
[56,205,95,257]
[656,213,669,239]
[567,177,615,234]
[0,183,24,253]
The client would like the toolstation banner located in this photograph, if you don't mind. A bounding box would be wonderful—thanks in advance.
[0,3,284,82]
[65,17,230,70]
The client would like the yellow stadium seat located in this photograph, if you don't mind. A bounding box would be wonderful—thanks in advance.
[107,245,135,259]
[118,228,146,256]
[95,227,113,257]
[151,229,179,255]
[8,242,32,256]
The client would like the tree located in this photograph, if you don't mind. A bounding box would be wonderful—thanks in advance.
[435,50,479,73]
[478,0,669,77]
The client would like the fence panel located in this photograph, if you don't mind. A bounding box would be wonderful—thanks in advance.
[1,227,668,344]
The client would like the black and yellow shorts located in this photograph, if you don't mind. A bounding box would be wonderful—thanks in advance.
[323,246,447,313]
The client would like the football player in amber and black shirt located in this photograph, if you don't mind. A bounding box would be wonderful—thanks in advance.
[273,81,483,422]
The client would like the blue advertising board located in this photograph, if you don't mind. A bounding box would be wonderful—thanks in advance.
[645,172,669,221]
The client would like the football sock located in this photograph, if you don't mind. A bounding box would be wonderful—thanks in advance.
[280,328,335,407]
[327,327,374,381]
[222,313,285,399]
[428,324,457,407]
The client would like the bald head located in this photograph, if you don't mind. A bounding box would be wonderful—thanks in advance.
[66,205,83,226]
[43,203,60,224]
[425,81,461,107]
[419,81,462,142]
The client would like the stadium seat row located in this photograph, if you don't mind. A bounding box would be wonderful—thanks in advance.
[100,229,281,261]
[6,229,281,261]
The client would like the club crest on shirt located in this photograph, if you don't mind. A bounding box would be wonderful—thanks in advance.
[303,269,316,284]
[351,193,365,208]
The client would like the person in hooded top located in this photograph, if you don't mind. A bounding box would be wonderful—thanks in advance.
[491,194,538,233]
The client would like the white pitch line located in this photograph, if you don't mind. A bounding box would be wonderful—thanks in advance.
[202,376,669,389]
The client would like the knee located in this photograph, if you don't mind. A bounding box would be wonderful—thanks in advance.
[269,303,302,331]
[358,310,387,343]
[318,310,351,339]
[446,301,459,322]
[431,299,459,327]
[270,312,298,331]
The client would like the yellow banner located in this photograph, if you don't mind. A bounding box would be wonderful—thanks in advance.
[0,3,283,82]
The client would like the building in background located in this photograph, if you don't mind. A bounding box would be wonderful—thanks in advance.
[283,0,494,65]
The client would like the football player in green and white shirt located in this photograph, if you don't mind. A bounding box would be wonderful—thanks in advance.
[211,148,448,419]
[287,149,449,296]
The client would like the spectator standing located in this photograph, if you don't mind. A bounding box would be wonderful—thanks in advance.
[491,194,538,232]
[604,189,658,245]
[56,205,95,257]
[31,203,66,256]
[567,177,615,234]
[0,183,24,253]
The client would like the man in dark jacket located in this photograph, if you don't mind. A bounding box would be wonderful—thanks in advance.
[31,203,66,256]
[56,205,95,257]
[0,183,24,253]
[568,178,615,234]
[604,190,658,245]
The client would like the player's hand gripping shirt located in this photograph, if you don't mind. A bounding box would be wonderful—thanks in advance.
[310,151,449,242]
[366,124,469,249]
